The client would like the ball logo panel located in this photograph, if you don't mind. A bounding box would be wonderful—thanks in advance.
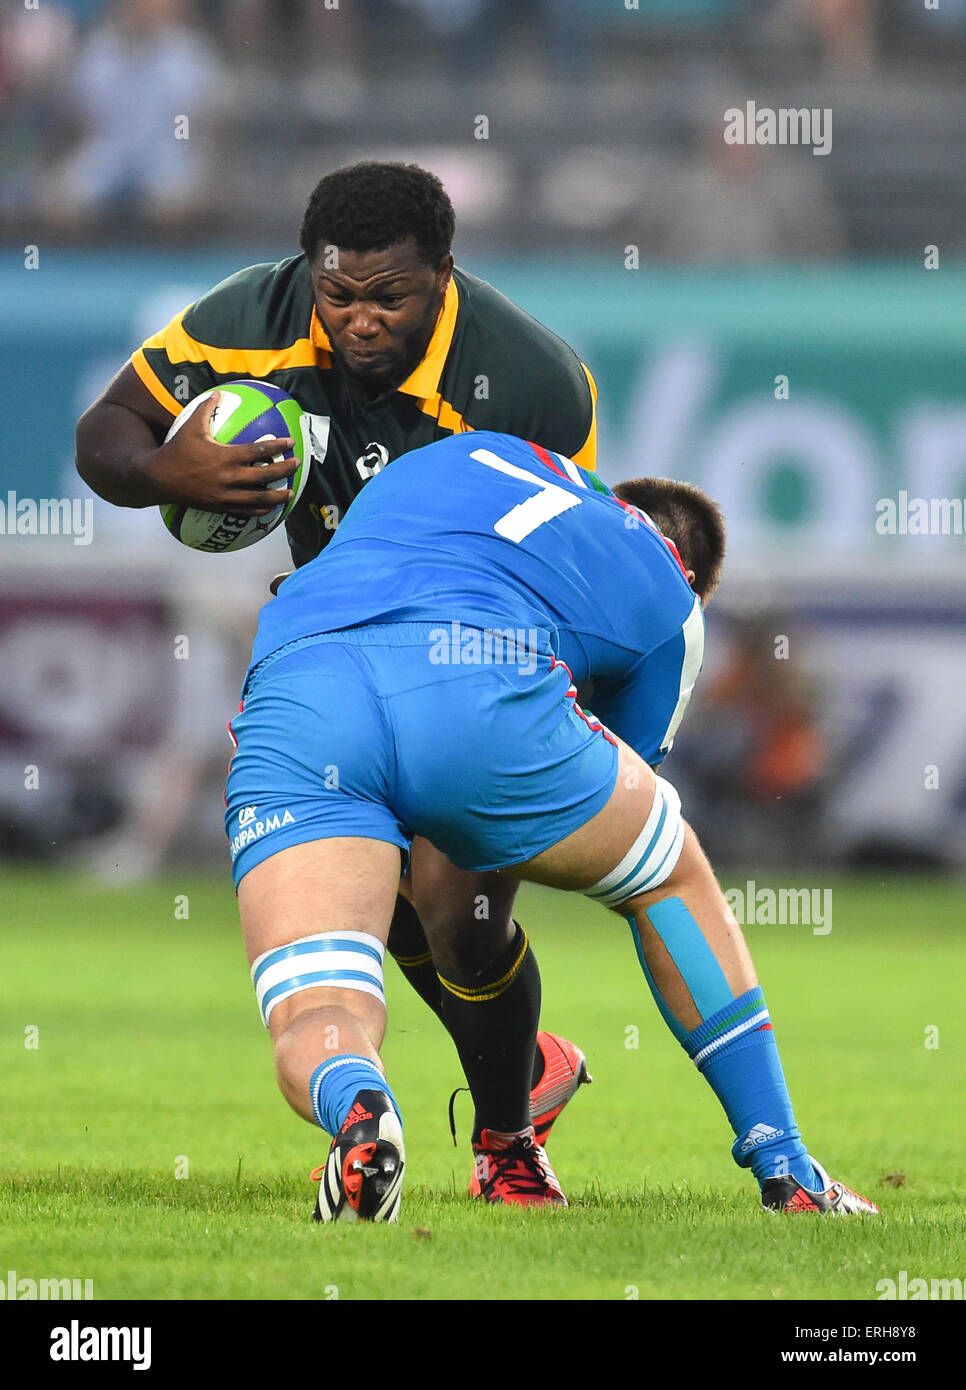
[160,380,309,552]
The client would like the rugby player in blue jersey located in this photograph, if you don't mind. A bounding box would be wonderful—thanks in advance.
[225,431,879,1221]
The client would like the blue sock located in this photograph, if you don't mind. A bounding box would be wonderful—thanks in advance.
[684,989,817,1190]
[628,900,817,1192]
[309,1054,401,1137]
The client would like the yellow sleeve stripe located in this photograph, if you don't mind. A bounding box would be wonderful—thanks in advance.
[132,307,329,416]
[569,361,599,473]
[130,348,182,417]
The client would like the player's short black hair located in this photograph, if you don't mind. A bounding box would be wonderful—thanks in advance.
[612,477,726,601]
[299,162,455,268]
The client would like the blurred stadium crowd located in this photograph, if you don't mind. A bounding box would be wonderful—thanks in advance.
[3,0,966,254]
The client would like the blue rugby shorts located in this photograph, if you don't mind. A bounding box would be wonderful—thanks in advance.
[224,623,619,888]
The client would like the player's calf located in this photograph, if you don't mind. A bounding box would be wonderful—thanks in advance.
[409,841,590,1193]
[513,739,877,1215]
[238,838,406,1221]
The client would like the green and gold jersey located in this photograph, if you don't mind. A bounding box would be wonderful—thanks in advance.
[131,256,598,567]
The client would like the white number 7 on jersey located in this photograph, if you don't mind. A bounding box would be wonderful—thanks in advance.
[470,447,583,542]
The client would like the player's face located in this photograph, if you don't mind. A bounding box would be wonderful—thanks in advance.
[310,238,453,392]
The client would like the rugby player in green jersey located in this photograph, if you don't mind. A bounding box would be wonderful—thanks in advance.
[77,161,599,1204]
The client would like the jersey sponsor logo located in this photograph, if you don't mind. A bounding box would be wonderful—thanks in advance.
[355,442,390,480]
[229,807,296,860]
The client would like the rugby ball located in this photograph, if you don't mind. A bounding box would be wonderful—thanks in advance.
[160,381,310,552]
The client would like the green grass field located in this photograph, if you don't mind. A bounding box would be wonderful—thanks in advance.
[3,868,965,1301]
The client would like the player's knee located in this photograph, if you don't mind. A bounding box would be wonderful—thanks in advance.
[250,931,387,1030]
[413,887,516,978]
[613,824,710,916]
[582,775,688,911]
[387,896,429,960]
[421,906,515,976]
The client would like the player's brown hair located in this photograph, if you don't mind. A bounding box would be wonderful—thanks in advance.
[612,477,726,601]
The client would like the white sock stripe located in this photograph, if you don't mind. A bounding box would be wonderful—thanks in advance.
[250,930,385,980]
[250,931,387,1028]
[586,780,668,899]
[666,820,686,881]
[311,1054,371,1127]
[262,976,385,1027]
[596,817,686,906]
[692,1009,770,1068]
[630,780,681,887]
[647,818,686,893]
[585,778,685,906]
[311,1054,368,1096]
[254,948,386,1009]
[636,799,683,890]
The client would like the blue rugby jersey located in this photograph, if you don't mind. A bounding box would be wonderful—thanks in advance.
[248,431,704,765]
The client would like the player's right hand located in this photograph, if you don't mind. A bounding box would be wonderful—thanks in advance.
[145,392,296,515]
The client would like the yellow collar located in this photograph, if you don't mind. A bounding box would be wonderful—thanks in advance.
[309,276,459,399]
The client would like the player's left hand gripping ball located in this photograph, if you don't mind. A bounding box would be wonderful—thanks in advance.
[160,381,309,552]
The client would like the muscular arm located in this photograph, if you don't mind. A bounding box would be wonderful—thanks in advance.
[75,362,178,507]
[75,360,295,514]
